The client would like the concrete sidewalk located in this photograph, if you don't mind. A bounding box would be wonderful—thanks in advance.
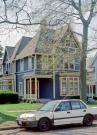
[0,121,19,130]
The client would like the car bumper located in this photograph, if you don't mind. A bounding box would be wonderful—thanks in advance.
[17,119,38,128]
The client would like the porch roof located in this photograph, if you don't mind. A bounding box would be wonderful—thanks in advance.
[24,74,52,79]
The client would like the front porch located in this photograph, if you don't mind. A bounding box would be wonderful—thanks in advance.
[23,75,53,99]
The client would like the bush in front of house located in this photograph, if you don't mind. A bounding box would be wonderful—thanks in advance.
[0,90,19,104]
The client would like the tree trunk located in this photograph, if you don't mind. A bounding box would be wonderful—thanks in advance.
[80,24,88,102]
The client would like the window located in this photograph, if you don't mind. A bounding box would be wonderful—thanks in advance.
[56,101,71,111]
[64,57,75,70]
[20,59,24,72]
[71,101,81,110]
[42,56,48,70]
[60,77,79,96]
[37,55,42,69]
[28,57,34,70]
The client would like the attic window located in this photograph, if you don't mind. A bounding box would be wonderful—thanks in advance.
[65,39,70,47]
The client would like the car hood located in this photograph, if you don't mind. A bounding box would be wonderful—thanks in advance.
[20,110,51,119]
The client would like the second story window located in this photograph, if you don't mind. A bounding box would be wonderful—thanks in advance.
[20,59,24,72]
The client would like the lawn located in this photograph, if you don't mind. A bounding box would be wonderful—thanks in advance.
[0,103,41,124]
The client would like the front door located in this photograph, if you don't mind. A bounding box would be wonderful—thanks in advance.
[31,79,39,98]
[53,101,72,125]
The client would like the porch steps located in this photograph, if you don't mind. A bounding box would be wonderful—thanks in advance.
[31,98,51,104]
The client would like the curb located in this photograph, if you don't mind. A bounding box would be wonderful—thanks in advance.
[0,126,20,131]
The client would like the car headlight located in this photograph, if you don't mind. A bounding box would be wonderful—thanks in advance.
[26,116,36,121]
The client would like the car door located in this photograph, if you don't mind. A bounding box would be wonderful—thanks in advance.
[70,101,87,124]
[53,101,72,126]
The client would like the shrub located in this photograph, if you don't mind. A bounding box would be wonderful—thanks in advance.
[0,90,19,104]
[93,96,97,100]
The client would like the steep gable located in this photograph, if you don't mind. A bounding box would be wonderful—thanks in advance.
[11,36,32,61]
[3,46,15,64]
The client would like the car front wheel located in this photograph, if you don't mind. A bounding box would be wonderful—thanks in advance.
[38,118,51,131]
[83,115,93,126]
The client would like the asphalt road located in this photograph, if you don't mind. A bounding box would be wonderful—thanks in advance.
[0,123,97,135]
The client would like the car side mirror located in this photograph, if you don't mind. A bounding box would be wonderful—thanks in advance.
[55,108,61,112]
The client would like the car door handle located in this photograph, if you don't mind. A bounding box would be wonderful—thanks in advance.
[67,111,70,114]
[83,110,86,112]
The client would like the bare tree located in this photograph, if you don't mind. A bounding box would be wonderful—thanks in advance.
[0,0,97,102]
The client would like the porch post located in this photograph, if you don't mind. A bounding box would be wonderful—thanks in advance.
[24,79,26,99]
[89,84,91,97]
[30,78,32,99]
[35,77,37,99]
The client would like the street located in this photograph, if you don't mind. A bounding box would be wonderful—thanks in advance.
[0,123,97,135]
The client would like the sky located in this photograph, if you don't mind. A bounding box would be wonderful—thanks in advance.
[0,0,44,48]
[0,0,97,50]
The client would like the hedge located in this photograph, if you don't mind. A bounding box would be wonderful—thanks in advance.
[0,90,19,104]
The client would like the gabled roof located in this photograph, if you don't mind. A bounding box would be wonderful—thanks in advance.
[3,46,15,63]
[15,24,81,60]
[11,36,32,61]
[6,46,15,59]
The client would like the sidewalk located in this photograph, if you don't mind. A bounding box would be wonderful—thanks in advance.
[0,121,19,130]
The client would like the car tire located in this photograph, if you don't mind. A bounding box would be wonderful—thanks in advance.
[38,118,51,131]
[83,115,93,126]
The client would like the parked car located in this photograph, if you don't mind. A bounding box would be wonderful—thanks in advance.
[17,99,97,131]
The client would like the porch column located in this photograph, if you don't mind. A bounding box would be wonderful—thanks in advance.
[30,78,32,98]
[24,79,26,99]
[35,77,37,99]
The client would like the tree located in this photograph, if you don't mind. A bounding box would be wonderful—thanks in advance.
[0,0,97,102]
[44,0,97,102]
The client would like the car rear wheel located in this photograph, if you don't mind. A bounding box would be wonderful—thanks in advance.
[83,115,93,126]
[38,118,51,131]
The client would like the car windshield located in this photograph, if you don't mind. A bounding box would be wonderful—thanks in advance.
[39,100,59,111]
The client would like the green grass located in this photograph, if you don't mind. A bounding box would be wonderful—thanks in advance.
[0,103,41,124]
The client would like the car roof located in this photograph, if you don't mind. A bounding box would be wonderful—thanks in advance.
[51,99,82,102]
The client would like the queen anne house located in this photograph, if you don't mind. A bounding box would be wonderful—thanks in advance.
[1,24,81,99]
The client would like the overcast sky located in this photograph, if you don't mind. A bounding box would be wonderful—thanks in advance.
[0,0,45,48]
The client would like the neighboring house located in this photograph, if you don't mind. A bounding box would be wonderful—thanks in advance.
[87,49,97,98]
[0,46,15,90]
[1,24,81,99]
[1,37,32,91]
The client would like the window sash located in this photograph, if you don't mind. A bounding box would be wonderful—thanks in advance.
[60,77,79,96]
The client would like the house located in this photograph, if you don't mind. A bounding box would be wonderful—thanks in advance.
[1,24,81,99]
[1,37,32,91]
[87,49,97,98]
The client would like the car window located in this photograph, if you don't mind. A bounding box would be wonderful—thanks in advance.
[55,101,71,111]
[80,101,87,109]
[71,101,81,110]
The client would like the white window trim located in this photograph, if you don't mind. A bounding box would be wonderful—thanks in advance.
[60,77,80,96]
[28,57,32,70]
[20,59,24,72]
